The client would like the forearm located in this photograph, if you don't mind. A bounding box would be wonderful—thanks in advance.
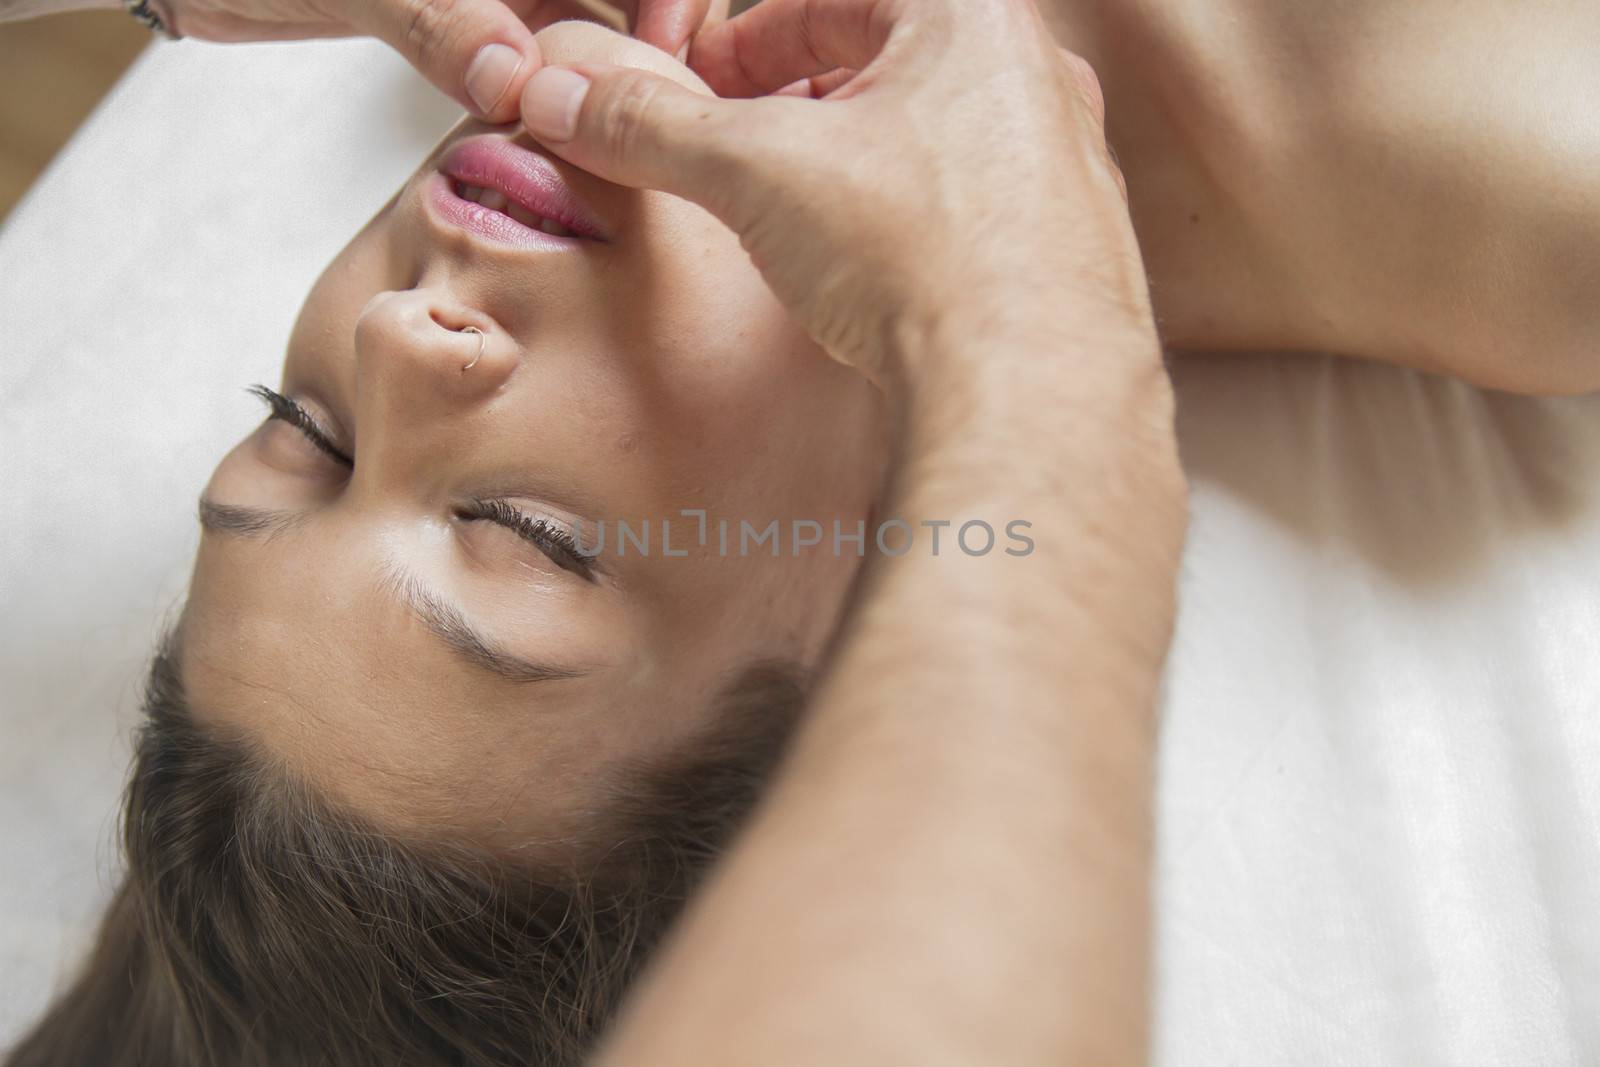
[599,312,1187,1066]
[1052,0,1600,393]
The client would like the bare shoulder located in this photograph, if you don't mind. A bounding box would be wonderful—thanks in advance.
[1035,0,1600,395]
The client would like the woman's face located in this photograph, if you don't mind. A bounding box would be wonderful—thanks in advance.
[181,21,887,847]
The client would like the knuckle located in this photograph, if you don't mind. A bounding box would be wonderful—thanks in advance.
[672,97,805,232]
[598,71,668,164]
[699,100,795,199]
[1107,146,1128,189]
[1058,48,1106,121]
[400,0,452,66]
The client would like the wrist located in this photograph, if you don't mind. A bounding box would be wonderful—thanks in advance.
[906,354,1186,530]
[884,288,1165,438]
[879,298,1187,565]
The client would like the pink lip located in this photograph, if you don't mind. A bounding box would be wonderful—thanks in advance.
[429,136,608,249]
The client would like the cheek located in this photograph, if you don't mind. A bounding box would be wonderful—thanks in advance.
[285,217,402,380]
[617,202,843,428]
[597,206,888,522]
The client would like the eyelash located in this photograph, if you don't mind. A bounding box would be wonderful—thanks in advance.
[456,498,597,582]
[249,384,353,467]
[248,384,596,582]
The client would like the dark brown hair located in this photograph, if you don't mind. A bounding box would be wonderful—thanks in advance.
[6,639,803,1067]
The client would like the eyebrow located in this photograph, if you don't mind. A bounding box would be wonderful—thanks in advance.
[198,499,306,538]
[381,565,586,684]
[198,497,587,685]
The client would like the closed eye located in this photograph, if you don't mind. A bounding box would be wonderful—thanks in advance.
[248,384,354,468]
[456,498,599,583]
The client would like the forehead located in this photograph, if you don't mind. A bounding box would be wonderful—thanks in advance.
[176,520,637,844]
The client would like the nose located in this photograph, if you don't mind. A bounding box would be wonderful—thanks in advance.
[347,288,519,501]
[354,288,518,405]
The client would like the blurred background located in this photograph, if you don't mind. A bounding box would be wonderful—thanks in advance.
[0,11,146,219]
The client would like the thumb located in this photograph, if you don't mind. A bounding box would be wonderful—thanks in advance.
[361,0,542,122]
[520,63,789,226]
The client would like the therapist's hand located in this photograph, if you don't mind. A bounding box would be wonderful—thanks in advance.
[155,0,725,122]
[570,11,1182,1067]
[518,0,1147,392]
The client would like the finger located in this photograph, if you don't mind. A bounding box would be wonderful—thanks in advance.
[519,62,792,225]
[689,0,900,98]
[631,0,713,57]
[773,67,858,99]
[358,0,544,122]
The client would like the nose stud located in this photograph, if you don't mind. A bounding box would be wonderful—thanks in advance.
[458,326,486,373]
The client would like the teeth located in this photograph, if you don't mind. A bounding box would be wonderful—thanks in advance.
[457,181,578,238]
[504,202,540,228]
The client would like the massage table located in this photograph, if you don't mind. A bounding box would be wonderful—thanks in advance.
[1,38,1596,1064]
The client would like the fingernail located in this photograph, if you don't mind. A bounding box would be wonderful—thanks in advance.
[675,40,690,63]
[465,43,523,115]
[522,67,591,142]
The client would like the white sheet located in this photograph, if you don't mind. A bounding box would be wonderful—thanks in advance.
[2,37,1596,1063]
